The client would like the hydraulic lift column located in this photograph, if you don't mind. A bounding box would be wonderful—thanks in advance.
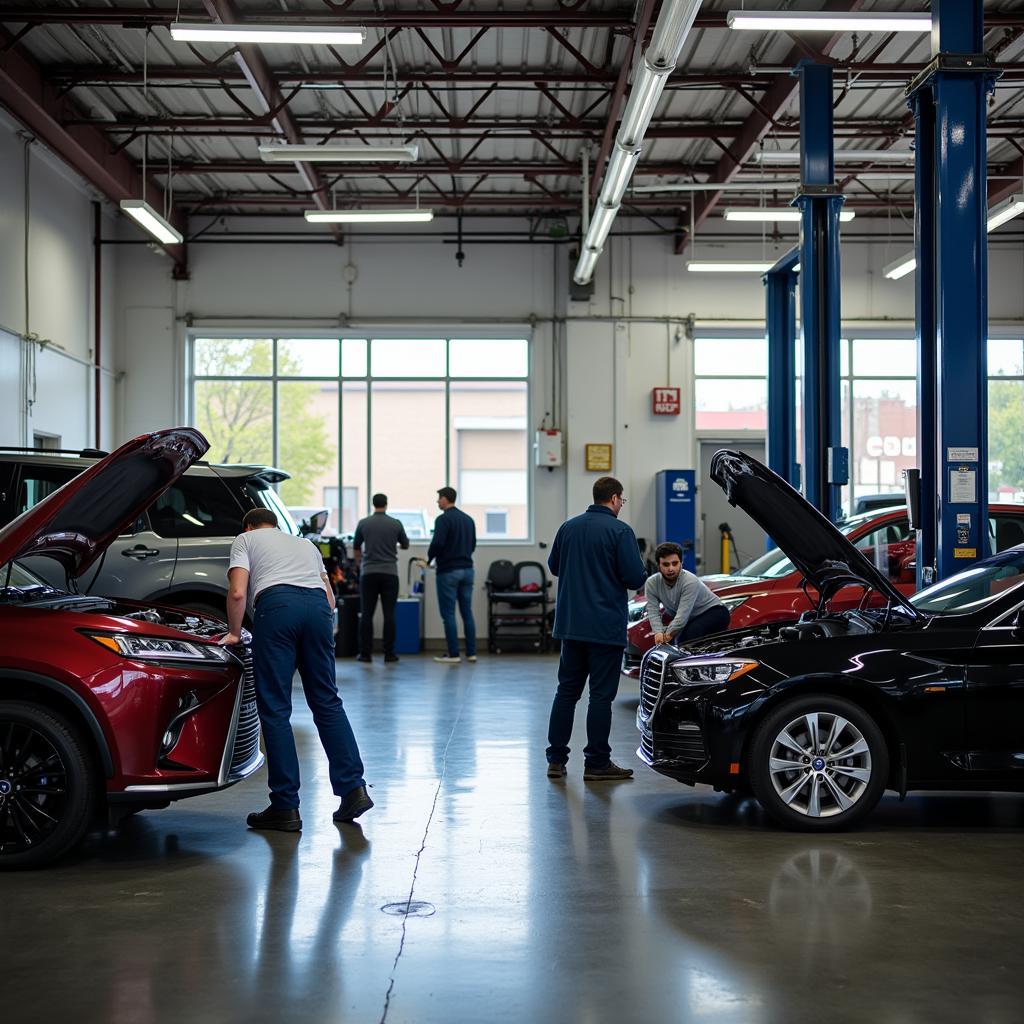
[794,62,847,522]
[908,0,999,582]
[765,247,800,490]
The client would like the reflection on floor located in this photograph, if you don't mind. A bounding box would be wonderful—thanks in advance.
[3,654,1024,1023]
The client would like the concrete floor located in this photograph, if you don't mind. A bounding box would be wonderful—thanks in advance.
[3,654,1024,1024]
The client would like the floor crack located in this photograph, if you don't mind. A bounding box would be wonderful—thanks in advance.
[378,689,467,1024]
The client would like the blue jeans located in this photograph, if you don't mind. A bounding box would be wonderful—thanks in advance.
[252,585,366,809]
[546,640,622,769]
[436,568,477,657]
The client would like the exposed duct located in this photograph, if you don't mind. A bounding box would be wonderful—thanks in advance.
[573,0,703,285]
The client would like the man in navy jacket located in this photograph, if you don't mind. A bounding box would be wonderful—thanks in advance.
[427,486,478,664]
[546,476,648,780]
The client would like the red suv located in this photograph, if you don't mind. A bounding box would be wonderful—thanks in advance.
[0,429,262,868]
[624,504,1024,676]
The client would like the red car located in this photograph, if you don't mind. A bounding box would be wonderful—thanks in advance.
[0,429,262,868]
[624,504,1024,676]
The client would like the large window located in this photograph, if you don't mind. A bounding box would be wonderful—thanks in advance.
[694,337,768,431]
[988,338,1024,504]
[190,336,530,540]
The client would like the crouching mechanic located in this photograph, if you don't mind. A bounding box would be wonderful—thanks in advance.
[646,542,730,647]
[220,507,373,832]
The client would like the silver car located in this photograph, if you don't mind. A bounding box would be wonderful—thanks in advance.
[0,448,301,619]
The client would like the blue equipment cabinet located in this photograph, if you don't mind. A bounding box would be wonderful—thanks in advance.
[655,470,697,573]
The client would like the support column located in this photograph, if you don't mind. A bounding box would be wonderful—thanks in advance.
[908,0,998,581]
[765,246,799,489]
[794,62,846,522]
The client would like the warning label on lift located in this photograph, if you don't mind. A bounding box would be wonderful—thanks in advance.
[953,548,977,559]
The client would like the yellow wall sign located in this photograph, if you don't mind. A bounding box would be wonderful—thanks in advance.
[585,443,613,472]
[953,548,977,559]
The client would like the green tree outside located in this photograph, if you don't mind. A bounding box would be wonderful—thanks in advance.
[193,339,334,506]
[988,377,1024,495]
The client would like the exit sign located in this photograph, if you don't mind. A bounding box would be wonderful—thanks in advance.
[652,387,681,415]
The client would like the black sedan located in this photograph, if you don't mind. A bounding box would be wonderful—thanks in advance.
[637,449,1024,830]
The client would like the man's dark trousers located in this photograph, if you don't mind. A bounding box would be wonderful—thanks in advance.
[360,572,400,657]
[252,584,365,809]
[546,639,623,769]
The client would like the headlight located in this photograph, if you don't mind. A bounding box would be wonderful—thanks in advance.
[87,633,233,663]
[719,595,751,611]
[670,657,758,685]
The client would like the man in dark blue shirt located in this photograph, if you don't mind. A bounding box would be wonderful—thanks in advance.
[546,476,647,780]
[427,486,477,664]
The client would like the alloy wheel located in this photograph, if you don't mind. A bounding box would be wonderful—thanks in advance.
[0,721,69,856]
[767,712,872,819]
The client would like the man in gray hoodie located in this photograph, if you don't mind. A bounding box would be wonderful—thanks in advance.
[645,542,730,645]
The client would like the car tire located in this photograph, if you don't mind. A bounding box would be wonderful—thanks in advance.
[0,701,97,869]
[749,694,888,832]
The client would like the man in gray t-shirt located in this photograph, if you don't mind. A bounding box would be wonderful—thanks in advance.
[353,493,410,663]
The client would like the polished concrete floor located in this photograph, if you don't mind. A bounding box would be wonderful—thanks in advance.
[3,654,1024,1024]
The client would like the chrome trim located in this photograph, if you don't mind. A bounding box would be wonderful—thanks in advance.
[638,649,668,726]
[124,781,219,793]
[983,597,1024,631]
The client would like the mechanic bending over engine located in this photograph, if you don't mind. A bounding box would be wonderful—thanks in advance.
[645,542,730,646]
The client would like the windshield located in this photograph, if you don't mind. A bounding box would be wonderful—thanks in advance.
[910,548,1024,614]
[1,561,51,589]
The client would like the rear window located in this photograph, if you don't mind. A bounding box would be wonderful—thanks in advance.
[150,476,246,538]
[246,481,299,536]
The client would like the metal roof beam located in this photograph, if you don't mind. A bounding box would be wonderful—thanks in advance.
[0,28,186,272]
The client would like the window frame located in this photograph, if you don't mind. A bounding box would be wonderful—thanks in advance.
[186,329,533,544]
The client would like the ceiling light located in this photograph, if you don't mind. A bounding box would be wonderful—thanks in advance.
[574,247,601,285]
[170,22,366,45]
[883,254,917,280]
[260,143,418,163]
[619,65,670,150]
[584,203,619,251]
[987,195,1024,232]
[726,11,930,33]
[757,150,916,164]
[723,207,856,223]
[119,199,183,245]
[686,261,777,273]
[647,0,703,69]
[304,209,434,223]
[599,144,643,207]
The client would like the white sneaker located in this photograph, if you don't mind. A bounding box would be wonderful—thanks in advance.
[433,654,462,664]
[466,655,477,663]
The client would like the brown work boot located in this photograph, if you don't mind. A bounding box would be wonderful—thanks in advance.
[583,761,634,781]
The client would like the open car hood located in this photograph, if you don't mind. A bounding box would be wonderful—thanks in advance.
[0,428,209,578]
[710,449,919,616]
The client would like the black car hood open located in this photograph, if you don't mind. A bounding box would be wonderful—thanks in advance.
[710,449,919,615]
[0,428,209,578]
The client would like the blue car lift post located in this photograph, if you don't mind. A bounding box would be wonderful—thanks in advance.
[909,0,999,584]
[765,247,800,492]
[794,62,847,522]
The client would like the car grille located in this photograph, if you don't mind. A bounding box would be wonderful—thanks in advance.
[642,723,707,766]
[229,649,261,776]
[639,650,668,719]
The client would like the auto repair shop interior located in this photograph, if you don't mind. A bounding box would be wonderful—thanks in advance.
[1,2,1024,1022]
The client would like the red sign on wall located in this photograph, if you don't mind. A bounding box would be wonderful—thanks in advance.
[652,386,681,416]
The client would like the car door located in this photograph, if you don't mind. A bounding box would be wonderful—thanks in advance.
[965,582,1024,778]
[79,513,176,599]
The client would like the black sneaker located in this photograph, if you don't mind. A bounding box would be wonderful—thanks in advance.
[334,785,374,823]
[384,654,400,664]
[583,762,634,781]
[246,805,302,832]
[357,654,372,663]
[547,762,567,780]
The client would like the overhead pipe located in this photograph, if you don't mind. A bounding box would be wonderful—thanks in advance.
[574,0,703,285]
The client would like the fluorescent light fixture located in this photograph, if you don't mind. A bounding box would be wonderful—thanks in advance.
[119,199,183,245]
[574,247,601,285]
[757,149,915,164]
[883,253,917,280]
[584,203,619,251]
[647,0,703,70]
[170,22,366,45]
[687,260,777,273]
[727,11,930,33]
[723,207,856,223]
[599,144,642,207]
[619,65,670,150]
[260,143,418,163]
[304,208,434,223]
[987,195,1024,232]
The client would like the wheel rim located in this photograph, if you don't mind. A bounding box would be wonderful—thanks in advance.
[768,712,872,819]
[0,721,70,855]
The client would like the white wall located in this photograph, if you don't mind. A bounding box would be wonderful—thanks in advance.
[111,213,1024,640]
[0,113,117,450]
